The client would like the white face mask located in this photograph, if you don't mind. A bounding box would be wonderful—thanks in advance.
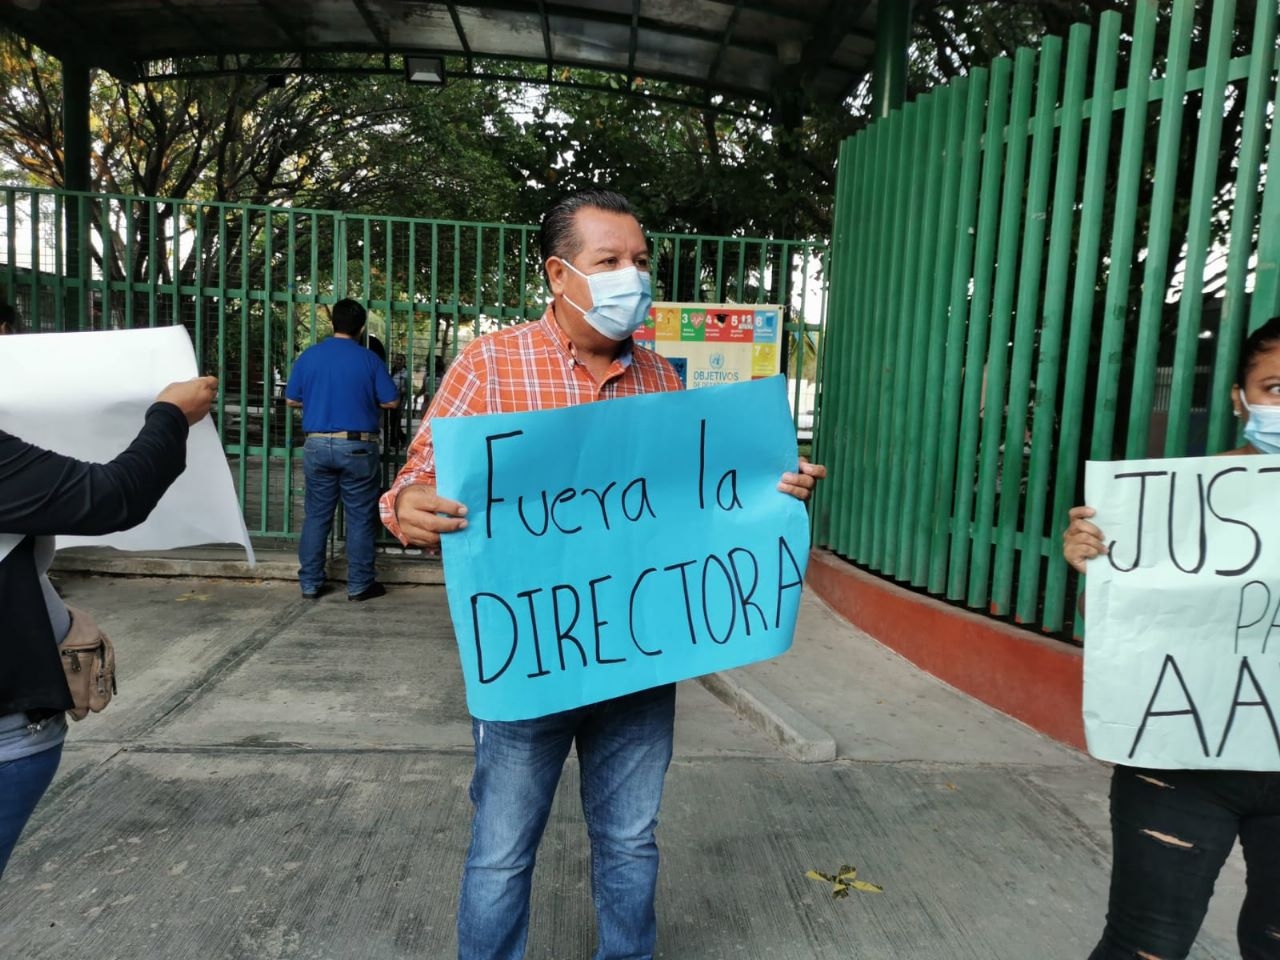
[556,258,652,341]
[1240,396,1280,454]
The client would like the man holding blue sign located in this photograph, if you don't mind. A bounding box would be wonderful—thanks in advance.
[380,190,824,960]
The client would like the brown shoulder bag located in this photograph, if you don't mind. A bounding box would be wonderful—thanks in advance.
[59,606,117,721]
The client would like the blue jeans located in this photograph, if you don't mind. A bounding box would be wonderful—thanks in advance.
[1089,765,1280,959]
[0,742,63,876]
[298,436,380,595]
[458,684,676,960]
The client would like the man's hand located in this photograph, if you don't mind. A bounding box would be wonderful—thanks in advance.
[394,483,468,547]
[1063,505,1107,574]
[777,457,826,501]
[156,376,218,426]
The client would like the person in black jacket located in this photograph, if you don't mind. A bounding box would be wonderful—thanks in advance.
[0,374,217,876]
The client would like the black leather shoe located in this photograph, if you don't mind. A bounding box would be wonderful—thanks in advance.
[348,582,387,602]
[301,584,329,600]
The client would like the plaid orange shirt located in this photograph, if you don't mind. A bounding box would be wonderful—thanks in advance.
[380,307,684,542]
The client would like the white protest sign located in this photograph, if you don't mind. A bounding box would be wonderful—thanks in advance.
[1084,456,1280,770]
[0,326,254,561]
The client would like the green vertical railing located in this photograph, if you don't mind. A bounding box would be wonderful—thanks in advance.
[812,0,1280,637]
[1016,22,1093,624]
[0,186,826,540]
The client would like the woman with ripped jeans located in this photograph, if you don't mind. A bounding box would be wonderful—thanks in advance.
[1063,316,1280,960]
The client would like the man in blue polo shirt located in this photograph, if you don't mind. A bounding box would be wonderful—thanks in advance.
[286,299,399,601]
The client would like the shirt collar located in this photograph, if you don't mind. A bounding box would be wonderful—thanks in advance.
[537,308,634,370]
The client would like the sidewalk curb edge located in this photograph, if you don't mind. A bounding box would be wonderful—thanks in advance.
[698,670,837,763]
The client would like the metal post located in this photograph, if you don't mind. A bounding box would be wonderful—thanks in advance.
[871,0,915,119]
[62,57,91,329]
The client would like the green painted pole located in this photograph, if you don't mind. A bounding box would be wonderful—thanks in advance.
[147,202,158,326]
[912,78,969,588]
[1125,0,1195,460]
[1164,0,1235,457]
[819,137,860,550]
[1015,24,1091,625]
[62,57,90,328]
[946,56,1012,601]
[899,88,950,583]
[885,96,934,577]
[1090,0,1158,463]
[1246,21,1280,330]
[262,213,274,517]
[928,68,988,594]
[125,205,137,329]
[853,124,893,561]
[238,207,250,518]
[282,211,296,535]
[991,36,1062,616]
[5,192,16,320]
[871,0,915,120]
[195,207,206,367]
[216,214,228,435]
[871,104,918,571]
[858,120,902,563]
[52,193,64,330]
[28,196,40,331]
[967,47,1036,609]
[1042,13,1122,633]
[1207,0,1279,451]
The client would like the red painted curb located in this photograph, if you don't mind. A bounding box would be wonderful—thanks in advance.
[807,549,1086,751]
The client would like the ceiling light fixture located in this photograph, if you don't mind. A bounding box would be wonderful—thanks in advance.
[777,38,804,67]
[404,56,446,86]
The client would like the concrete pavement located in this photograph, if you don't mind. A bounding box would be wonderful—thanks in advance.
[0,562,1247,959]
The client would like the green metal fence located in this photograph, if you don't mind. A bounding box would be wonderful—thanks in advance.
[813,0,1280,638]
[0,185,827,540]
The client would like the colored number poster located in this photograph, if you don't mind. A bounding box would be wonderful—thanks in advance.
[643,303,784,389]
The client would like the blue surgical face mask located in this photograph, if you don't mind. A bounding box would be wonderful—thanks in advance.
[557,258,652,341]
[1241,396,1280,454]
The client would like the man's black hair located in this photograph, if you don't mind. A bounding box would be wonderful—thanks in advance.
[539,190,637,274]
[0,301,16,333]
[1237,315,1280,387]
[331,298,366,337]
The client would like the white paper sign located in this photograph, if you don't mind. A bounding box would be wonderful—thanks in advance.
[0,326,253,562]
[1084,456,1280,770]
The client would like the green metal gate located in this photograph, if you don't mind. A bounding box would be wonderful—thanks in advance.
[0,186,827,540]
[813,0,1280,637]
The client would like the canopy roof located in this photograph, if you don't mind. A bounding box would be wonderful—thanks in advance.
[0,1,927,110]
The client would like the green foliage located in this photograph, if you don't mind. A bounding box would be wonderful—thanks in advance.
[1,8,1168,243]
[0,34,855,240]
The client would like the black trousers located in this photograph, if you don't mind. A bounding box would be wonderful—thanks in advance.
[1089,764,1280,959]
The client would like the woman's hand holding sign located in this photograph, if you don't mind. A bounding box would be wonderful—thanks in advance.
[393,483,468,547]
[1063,505,1107,575]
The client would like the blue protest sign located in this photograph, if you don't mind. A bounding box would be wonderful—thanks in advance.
[433,375,809,721]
